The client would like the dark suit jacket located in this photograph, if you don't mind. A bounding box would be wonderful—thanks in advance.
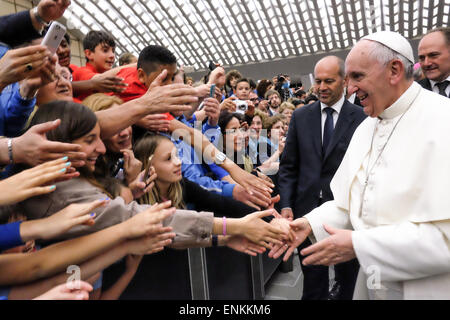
[417,78,432,91]
[0,10,41,48]
[279,100,366,218]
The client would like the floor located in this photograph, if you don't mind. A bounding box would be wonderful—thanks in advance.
[263,250,335,300]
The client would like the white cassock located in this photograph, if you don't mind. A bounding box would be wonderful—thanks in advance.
[304,81,450,300]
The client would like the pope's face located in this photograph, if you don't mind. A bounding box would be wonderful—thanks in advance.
[345,41,395,118]
[418,31,450,82]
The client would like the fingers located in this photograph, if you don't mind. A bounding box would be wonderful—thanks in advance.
[243,176,273,196]
[31,119,62,134]
[149,207,176,226]
[28,161,72,185]
[243,200,260,211]
[42,140,83,154]
[255,209,277,219]
[145,200,172,214]
[268,243,287,259]
[248,189,271,208]
[21,185,58,200]
[271,194,281,204]
[283,246,296,262]
[300,240,324,257]
[149,69,168,89]
[323,223,337,235]
[73,198,110,218]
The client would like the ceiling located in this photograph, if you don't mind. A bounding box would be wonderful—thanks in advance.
[63,0,450,72]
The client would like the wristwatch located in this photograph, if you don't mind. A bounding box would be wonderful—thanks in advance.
[33,7,50,27]
[214,152,226,165]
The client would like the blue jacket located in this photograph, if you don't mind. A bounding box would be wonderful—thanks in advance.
[0,45,36,137]
[0,221,23,251]
[168,115,235,197]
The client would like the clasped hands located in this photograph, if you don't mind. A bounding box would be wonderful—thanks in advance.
[267,211,356,267]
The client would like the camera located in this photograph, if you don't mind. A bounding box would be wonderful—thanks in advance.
[208,61,217,71]
[277,74,286,83]
[234,100,248,114]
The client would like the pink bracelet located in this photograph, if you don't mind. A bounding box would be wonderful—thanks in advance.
[222,216,227,236]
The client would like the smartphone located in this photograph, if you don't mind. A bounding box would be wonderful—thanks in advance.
[42,21,67,55]
[143,155,154,183]
[209,84,216,98]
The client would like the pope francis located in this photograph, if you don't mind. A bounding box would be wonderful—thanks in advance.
[270,31,450,300]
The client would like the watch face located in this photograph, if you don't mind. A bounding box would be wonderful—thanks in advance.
[216,152,226,163]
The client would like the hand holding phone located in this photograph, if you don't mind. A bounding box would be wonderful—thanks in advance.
[41,21,67,55]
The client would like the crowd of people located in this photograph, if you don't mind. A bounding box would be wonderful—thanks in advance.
[0,0,448,301]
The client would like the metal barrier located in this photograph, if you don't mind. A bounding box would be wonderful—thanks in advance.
[188,248,282,300]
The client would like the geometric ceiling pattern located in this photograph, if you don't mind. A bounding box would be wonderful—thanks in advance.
[64,0,450,71]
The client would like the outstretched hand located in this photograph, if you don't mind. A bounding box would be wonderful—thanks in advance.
[0,157,73,206]
[236,209,288,249]
[34,281,93,300]
[268,217,312,261]
[21,198,110,242]
[13,119,85,167]
[225,235,266,256]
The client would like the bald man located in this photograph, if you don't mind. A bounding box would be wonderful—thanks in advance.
[273,31,450,300]
[417,27,450,98]
[278,56,366,300]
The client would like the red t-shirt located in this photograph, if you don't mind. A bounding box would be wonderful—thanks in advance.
[69,64,79,74]
[116,67,174,121]
[72,63,99,101]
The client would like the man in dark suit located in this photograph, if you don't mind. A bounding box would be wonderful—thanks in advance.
[278,56,366,300]
[417,27,449,98]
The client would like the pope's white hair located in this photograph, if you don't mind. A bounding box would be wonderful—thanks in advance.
[364,40,414,80]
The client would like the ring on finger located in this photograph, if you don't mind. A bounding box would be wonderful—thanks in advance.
[25,63,33,72]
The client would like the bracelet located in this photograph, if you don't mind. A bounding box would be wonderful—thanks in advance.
[212,235,218,247]
[222,216,226,236]
[7,138,13,164]
[32,7,50,27]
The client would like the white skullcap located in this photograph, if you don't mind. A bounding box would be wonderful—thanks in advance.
[362,31,414,63]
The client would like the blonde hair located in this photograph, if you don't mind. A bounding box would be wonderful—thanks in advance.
[82,93,124,112]
[134,134,185,209]
[253,109,268,123]
[279,102,295,115]
[263,114,286,131]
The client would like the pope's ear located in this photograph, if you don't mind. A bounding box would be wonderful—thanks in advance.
[389,59,404,85]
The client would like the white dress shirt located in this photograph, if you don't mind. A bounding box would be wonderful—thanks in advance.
[429,75,450,97]
[320,94,345,142]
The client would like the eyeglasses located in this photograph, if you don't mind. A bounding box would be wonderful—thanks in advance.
[55,73,73,83]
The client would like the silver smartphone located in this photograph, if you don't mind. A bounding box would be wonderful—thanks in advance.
[42,21,67,55]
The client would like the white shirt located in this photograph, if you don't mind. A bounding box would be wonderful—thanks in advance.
[269,107,278,115]
[429,75,450,97]
[320,94,345,142]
